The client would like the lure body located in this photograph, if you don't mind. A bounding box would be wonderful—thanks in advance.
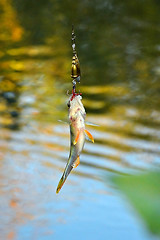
[56,94,94,193]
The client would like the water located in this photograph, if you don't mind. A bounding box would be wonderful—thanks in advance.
[0,0,160,239]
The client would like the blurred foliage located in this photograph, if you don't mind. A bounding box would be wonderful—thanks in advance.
[112,171,160,236]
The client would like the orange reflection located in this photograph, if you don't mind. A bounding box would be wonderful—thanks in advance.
[7,231,15,240]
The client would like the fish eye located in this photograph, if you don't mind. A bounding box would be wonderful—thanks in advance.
[67,102,70,108]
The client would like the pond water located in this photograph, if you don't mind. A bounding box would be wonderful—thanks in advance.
[0,0,160,239]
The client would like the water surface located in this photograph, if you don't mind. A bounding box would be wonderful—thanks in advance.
[0,0,160,239]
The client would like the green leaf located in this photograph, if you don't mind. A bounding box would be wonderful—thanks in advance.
[112,171,160,236]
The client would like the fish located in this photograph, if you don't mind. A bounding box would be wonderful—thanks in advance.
[56,92,94,194]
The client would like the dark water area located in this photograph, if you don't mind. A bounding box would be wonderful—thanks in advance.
[0,0,160,239]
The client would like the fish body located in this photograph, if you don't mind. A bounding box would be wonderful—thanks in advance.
[56,94,94,193]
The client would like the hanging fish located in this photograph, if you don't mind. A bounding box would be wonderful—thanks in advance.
[56,26,94,194]
[56,91,94,194]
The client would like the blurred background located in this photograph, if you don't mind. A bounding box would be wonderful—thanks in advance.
[0,0,160,239]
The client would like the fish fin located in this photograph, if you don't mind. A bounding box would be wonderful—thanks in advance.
[58,120,68,124]
[73,130,80,145]
[85,129,94,143]
[72,156,80,168]
[85,121,99,127]
[56,175,66,194]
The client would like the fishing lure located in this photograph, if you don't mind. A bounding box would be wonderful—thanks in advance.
[56,26,94,194]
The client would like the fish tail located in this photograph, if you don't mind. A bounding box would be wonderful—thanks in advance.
[56,163,73,194]
[56,174,66,194]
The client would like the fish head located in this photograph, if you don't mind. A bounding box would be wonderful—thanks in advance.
[67,94,86,120]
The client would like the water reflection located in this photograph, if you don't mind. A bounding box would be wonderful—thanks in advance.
[0,0,160,239]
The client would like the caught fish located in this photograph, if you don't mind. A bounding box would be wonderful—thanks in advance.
[56,26,94,193]
[56,91,94,194]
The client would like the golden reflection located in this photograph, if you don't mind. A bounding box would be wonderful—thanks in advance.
[0,78,17,92]
[0,0,23,42]
[81,85,129,96]
[83,99,106,109]
[44,143,63,151]
[0,102,7,111]
[0,50,5,57]
[9,61,25,71]
[41,125,54,135]
[7,46,54,57]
